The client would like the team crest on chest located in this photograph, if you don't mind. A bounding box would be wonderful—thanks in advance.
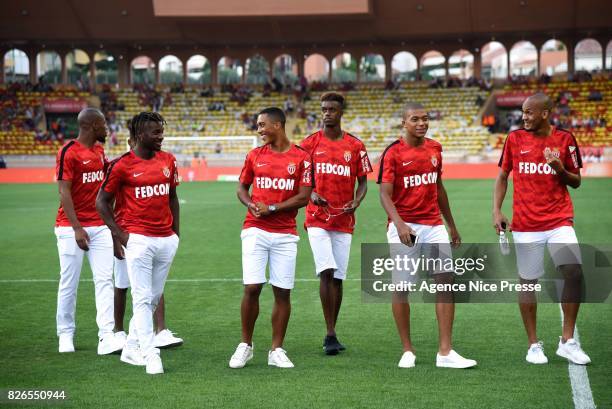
[344,151,352,162]
[162,166,171,178]
[287,162,296,175]
[431,155,438,168]
[544,147,560,159]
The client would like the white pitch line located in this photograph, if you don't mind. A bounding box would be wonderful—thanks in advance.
[559,304,596,409]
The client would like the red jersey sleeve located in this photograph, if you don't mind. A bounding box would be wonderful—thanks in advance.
[169,154,180,187]
[299,153,314,187]
[299,136,314,154]
[377,143,397,184]
[356,141,372,177]
[56,145,75,181]
[563,133,582,173]
[102,158,125,195]
[239,151,255,185]
[437,143,443,175]
[499,133,514,173]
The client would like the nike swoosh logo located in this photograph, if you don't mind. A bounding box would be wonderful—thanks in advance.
[256,163,267,167]
[133,172,144,177]
[315,151,326,155]
[402,161,413,166]
[82,160,91,164]
[520,150,530,154]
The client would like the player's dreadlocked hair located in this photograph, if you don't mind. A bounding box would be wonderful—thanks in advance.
[125,119,135,148]
[129,112,166,141]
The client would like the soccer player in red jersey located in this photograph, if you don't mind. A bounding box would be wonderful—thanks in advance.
[55,108,123,355]
[111,125,183,351]
[378,102,476,369]
[229,107,313,369]
[494,93,591,365]
[300,92,372,355]
[97,112,180,375]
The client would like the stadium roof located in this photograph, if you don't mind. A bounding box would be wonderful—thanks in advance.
[1,0,610,48]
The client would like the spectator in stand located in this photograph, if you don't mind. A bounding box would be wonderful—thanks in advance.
[263,82,272,97]
[284,98,295,114]
[272,77,283,93]
[200,86,214,98]
[588,90,602,102]
[296,104,306,119]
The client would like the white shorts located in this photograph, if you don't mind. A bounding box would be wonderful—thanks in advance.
[512,226,582,280]
[114,257,130,289]
[124,233,179,359]
[387,222,453,282]
[307,227,352,280]
[241,227,299,290]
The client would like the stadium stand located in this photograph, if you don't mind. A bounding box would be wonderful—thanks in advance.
[1,82,491,156]
[0,75,609,158]
[494,74,611,149]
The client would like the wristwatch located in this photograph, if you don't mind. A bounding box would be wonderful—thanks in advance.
[268,204,278,213]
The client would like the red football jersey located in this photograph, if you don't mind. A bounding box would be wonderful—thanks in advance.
[377,137,443,226]
[499,127,582,232]
[55,140,107,227]
[300,130,372,233]
[239,143,313,235]
[102,150,179,237]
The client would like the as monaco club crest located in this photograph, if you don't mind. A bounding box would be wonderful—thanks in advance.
[431,156,438,168]
[344,151,352,162]
[163,167,171,178]
[544,147,560,159]
[287,162,296,175]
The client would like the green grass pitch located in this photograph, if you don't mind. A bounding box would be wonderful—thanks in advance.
[0,179,611,409]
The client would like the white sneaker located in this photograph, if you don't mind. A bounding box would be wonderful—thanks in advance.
[436,350,477,368]
[526,341,548,364]
[398,351,416,368]
[114,331,127,346]
[268,348,294,368]
[229,343,253,369]
[145,353,164,375]
[556,338,591,365]
[120,346,145,366]
[97,334,124,355]
[58,334,74,353]
[154,329,183,349]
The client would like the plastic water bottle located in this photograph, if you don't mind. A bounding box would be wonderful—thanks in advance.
[499,223,510,255]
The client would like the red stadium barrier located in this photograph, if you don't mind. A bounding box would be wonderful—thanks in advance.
[1,163,611,184]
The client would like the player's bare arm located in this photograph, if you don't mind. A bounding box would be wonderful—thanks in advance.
[344,175,368,213]
[169,186,180,237]
[544,150,581,189]
[310,191,328,206]
[112,237,125,260]
[436,177,461,247]
[493,169,510,234]
[96,189,128,246]
[237,183,260,217]
[379,182,415,246]
[58,179,90,251]
[257,185,313,216]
